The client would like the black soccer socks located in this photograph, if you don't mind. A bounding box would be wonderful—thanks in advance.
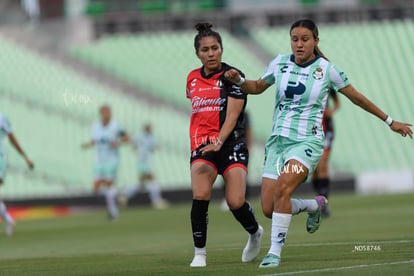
[191,199,210,248]
[231,201,259,235]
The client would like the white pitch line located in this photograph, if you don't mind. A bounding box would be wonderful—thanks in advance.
[259,260,414,276]
[213,239,414,251]
[286,239,414,247]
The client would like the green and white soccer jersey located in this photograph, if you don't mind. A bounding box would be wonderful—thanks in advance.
[134,132,156,175]
[92,120,124,181]
[0,113,12,180]
[262,54,350,141]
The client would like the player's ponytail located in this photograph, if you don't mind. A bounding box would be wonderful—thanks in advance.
[290,19,329,61]
[194,22,223,52]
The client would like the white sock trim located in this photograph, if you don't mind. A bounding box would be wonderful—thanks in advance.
[194,247,206,256]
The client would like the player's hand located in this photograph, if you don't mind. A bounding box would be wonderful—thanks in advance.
[390,121,413,138]
[25,157,34,170]
[224,69,242,84]
[200,143,222,155]
[81,143,91,149]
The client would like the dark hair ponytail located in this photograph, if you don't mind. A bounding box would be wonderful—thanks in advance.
[194,22,223,52]
[290,19,329,61]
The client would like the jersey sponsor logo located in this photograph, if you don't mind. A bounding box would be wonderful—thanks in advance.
[191,96,226,114]
[312,67,323,80]
[191,79,197,87]
[280,65,288,73]
[285,81,306,99]
[191,96,226,108]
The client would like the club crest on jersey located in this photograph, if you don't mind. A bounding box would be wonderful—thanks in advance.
[215,80,222,87]
[312,67,323,80]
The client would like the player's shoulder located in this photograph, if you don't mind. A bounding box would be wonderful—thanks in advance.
[187,68,202,82]
[266,54,291,69]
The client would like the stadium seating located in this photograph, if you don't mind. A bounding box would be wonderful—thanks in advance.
[251,20,414,173]
[0,35,195,198]
[2,20,413,199]
[69,30,276,140]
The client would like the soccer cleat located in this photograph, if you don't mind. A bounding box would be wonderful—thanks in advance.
[190,254,207,267]
[152,199,170,210]
[117,193,129,208]
[259,253,281,268]
[306,196,328,233]
[242,225,263,262]
[5,219,15,237]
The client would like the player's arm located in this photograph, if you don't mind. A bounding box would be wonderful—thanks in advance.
[8,133,34,169]
[81,140,95,149]
[200,98,245,155]
[111,131,130,149]
[339,84,412,138]
[224,69,271,95]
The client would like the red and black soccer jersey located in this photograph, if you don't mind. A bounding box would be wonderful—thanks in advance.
[186,63,247,152]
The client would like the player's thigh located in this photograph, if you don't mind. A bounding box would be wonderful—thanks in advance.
[223,166,247,210]
[284,138,324,183]
[276,159,308,197]
[261,177,277,218]
[191,161,217,200]
[105,161,119,185]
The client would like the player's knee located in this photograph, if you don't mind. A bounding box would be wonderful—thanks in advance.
[192,189,211,201]
[226,195,244,210]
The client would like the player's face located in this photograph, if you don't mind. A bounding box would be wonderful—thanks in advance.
[290,27,319,65]
[100,107,111,124]
[196,36,223,75]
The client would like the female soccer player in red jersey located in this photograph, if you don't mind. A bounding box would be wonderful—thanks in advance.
[186,23,263,267]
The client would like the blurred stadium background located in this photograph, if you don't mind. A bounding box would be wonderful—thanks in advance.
[0,0,413,206]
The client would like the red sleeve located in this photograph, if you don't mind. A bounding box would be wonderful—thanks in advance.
[186,70,196,99]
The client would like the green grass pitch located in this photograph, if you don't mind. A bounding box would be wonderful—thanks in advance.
[0,192,413,275]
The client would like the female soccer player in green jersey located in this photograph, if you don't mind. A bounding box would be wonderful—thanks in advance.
[225,19,413,268]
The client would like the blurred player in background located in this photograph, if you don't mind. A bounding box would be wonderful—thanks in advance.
[82,105,129,220]
[225,18,412,268]
[312,88,339,217]
[120,123,168,209]
[187,23,263,267]
[0,112,34,236]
